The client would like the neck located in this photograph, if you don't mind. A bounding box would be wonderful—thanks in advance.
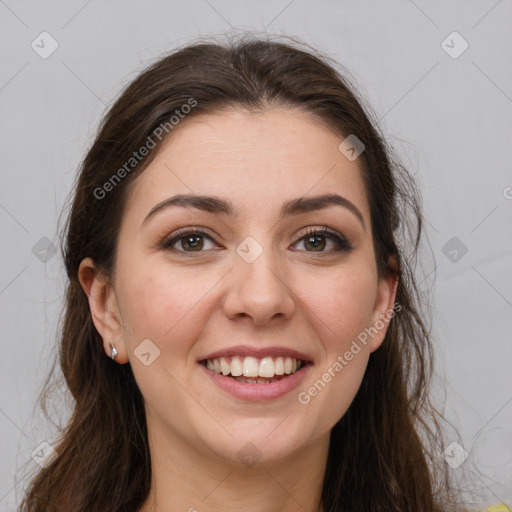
[138,420,329,512]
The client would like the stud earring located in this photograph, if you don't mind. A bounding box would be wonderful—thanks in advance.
[110,342,118,360]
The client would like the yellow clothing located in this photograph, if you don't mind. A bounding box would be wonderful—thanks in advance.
[486,505,511,512]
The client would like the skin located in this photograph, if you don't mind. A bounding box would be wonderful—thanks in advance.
[79,107,398,512]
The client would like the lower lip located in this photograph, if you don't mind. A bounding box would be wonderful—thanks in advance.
[199,362,312,402]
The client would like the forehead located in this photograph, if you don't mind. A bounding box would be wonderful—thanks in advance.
[123,107,369,223]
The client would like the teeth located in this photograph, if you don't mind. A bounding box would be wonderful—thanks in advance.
[233,375,286,384]
[274,357,284,375]
[230,356,243,376]
[220,357,230,376]
[259,357,275,378]
[243,356,259,377]
[204,355,304,378]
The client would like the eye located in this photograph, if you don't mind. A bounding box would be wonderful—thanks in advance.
[292,227,352,254]
[159,226,353,255]
[160,228,217,253]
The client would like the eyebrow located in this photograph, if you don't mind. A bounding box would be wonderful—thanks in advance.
[142,193,365,229]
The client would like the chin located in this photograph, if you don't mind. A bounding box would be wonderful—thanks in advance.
[198,420,313,469]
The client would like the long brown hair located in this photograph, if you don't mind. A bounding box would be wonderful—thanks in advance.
[18,34,466,511]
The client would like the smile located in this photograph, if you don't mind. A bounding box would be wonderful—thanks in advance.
[204,356,305,384]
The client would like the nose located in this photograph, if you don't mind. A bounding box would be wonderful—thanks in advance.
[223,246,296,325]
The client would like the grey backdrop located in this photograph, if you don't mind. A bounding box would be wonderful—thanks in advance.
[1,1,511,509]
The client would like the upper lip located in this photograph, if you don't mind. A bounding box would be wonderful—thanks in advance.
[198,345,313,363]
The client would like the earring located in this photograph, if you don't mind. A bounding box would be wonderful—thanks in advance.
[110,342,118,360]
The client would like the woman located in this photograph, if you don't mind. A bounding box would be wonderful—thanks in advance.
[18,35,469,511]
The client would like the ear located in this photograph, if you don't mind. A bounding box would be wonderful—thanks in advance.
[368,257,399,353]
[78,257,128,364]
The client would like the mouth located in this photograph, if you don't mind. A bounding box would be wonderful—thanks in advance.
[199,355,309,385]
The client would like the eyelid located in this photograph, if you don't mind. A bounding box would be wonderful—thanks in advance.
[292,226,353,253]
[295,225,348,242]
[159,226,218,249]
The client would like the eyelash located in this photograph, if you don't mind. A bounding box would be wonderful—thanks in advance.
[159,226,353,256]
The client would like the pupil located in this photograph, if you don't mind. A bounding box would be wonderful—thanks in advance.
[184,236,202,250]
[306,235,325,251]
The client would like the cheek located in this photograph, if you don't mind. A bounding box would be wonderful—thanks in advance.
[116,268,215,408]
[300,263,377,350]
[116,266,221,355]
[295,268,376,430]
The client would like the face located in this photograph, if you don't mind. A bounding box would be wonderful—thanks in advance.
[81,107,397,468]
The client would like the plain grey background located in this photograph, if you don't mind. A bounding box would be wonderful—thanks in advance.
[1,1,511,509]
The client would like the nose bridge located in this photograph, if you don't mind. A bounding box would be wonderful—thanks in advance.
[224,235,295,324]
